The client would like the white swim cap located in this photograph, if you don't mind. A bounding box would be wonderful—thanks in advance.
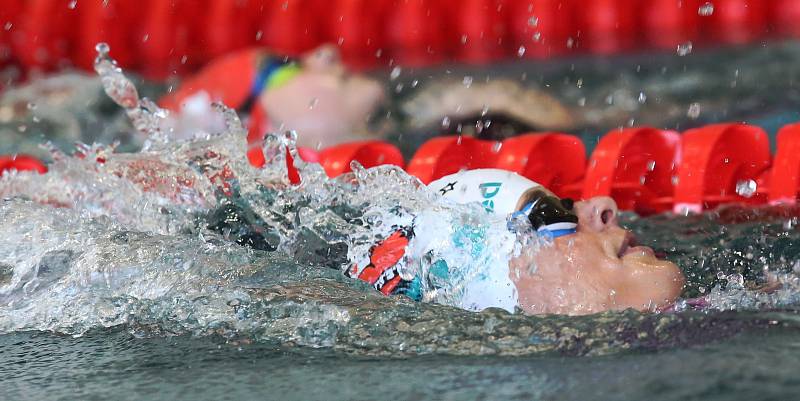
[428,168,541,215]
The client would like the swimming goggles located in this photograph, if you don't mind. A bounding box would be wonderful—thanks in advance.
[511,190,578,239]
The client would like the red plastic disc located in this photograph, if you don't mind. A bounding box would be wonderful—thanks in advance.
[0,155,47,176]
[673,123,771,213]
[494,132,585,197]
[406,136,500,184]
[582,127,680,213]
[318,140,405,177]
[768,123,800,205]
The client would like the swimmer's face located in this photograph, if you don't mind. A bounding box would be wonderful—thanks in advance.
[260,45,385,149]
[509,196,685,315]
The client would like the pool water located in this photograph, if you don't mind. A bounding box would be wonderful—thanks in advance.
[3,201,800,401]
[3,43,800,401]
[3,325,800,401]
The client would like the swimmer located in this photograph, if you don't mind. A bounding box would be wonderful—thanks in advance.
[349,168,685,316]
[159,44,385,153]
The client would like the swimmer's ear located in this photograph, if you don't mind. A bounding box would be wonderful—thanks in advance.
[302,44,343,72]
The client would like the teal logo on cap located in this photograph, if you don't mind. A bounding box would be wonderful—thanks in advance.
[479,182,501,210]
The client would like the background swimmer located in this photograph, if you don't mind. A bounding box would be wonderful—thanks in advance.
[160,44,385,150]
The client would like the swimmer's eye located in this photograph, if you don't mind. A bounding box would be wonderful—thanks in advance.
[515,190,578,238]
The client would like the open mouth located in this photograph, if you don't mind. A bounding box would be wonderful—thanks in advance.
[618,232,657,258]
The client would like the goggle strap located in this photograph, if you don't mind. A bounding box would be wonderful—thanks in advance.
[540,227,578,239]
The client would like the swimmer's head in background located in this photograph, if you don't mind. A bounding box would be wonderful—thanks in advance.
[512,189,578,239]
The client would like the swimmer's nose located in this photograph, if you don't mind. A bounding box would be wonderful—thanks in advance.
[575,196,619,232]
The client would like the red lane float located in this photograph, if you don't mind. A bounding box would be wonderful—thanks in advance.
[578,0,639,54]
[404,132,585,195]
[577,127,680,214]
[706,0,768,45]
[15,121,800,214]
[771,0,800,37]
[0,0,24,70]
[384,0,449,67]
[642,0,701,50]
[12,0,78,72]
[158,48,261,112]
[406,136,500,184]
[509,0,576,59]
[768,123,800,205]
[205,0,258,59]
[318,141,404,177]
[672,123,771,213]
[457,0,508,64]
[331,0,389,70]
[74,0,141,71]
[0,155,47,176]
[494,133,585,197]
[257,0,323,57]
[0,0,795,77]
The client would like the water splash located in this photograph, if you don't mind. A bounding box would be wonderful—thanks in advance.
[4,42,800,358]
[94,43,169,150]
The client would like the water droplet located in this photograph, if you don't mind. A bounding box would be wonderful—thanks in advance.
[95,42,110,55]
[142,34,149,43]
[308,98,318,110]
[687,102,701,119]
[32,116,40,123]
[638,92,647,103]
[698,2,714,16]
[462,76,473,88]
[566,37,575,48]
[605,94,614,105]
[481,105,490,116]
[3,22,12,31]
[492,142,502,153]
[528,16,538,26]
[532,32,542,42]
[68,0,77,9]
[671,176,679,186]
[26,102,37,111]
[375,48,383,58]
[577,97,586,107]
[517,45,526,57]
[727,273,744,287]
[180,55,188,65]
[677,41,693,56]
[337,36,344,46]
[17,124,26,132]
[736,179,757,198]
[389,66,401,81]
[411,79,419,88]
[441,116,451,128]
[255,30,263,40]
[395,83,404,93]
[460,34,468,44]
[646,160,656,171]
